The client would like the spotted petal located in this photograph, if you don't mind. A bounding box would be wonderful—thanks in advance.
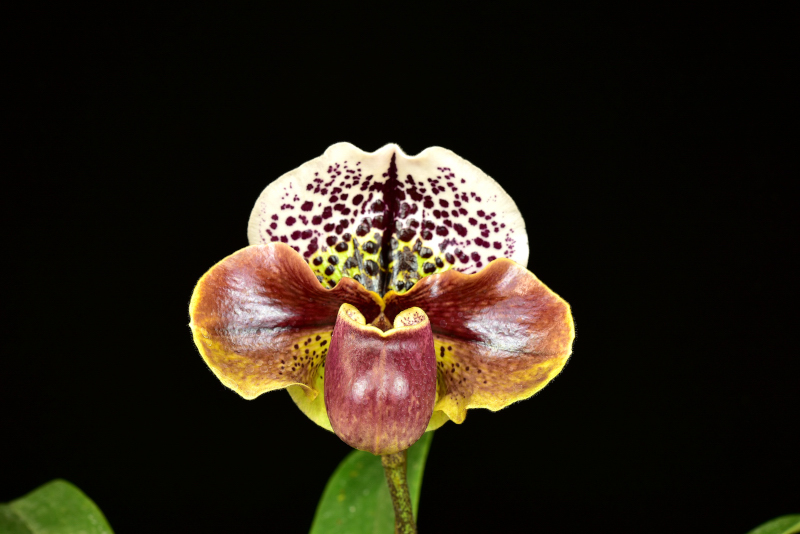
[248,143,528,295]
[383,259,575,424]
[189,243,382,403]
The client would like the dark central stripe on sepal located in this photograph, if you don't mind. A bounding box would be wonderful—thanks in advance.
[378,153,400,295]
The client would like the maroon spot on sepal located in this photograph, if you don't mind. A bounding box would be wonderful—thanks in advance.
[356,220,371,236]
[324,305,436,455]
[398,227,416,242]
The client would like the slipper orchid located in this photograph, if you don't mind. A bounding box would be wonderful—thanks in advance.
[189,143,574,455]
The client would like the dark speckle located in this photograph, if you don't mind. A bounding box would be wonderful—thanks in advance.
[356,220,371,236]
[398,227,416,241]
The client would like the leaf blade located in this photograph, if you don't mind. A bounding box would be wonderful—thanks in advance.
[746,514,800,534]
[0,479,114,534]
[309,432,433,534]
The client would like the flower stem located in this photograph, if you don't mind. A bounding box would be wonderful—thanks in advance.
[381,450,417,534]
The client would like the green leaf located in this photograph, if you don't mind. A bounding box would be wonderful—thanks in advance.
[309,432,434,534]
[0,479,114,534]
[746,515,800,534]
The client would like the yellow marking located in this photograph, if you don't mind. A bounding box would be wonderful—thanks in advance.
[190,325,288,400]
[309,241,382,288]
[307,235,454,294]
[430,337,571,424]
[286,331,332,431]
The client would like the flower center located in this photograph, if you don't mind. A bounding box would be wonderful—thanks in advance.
[369,311,393,332]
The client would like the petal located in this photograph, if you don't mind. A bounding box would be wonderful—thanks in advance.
[248,143,528,295]
[189,243,383,401]
[287,377,332,431]
[383,259,574,424]
[324,304,437,455]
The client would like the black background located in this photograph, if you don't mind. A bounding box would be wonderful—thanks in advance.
[3,6,797,534]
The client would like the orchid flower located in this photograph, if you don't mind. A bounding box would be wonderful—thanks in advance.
[189,143,574,457]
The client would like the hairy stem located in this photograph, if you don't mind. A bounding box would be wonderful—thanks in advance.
[381,450,417,534]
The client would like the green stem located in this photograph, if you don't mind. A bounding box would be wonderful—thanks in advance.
[381,450,417,534]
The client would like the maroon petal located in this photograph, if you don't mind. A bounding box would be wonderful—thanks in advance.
[189,243,382,400]
[324,304,437,455]
[383,259,574,424]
